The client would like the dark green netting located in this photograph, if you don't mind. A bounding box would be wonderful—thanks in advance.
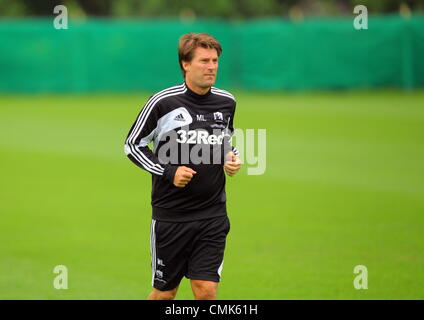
[0,16,423,93]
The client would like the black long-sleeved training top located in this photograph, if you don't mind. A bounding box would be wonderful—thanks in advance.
[124,82,238,222]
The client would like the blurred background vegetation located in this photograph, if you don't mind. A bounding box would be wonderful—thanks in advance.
[0,0,423,19]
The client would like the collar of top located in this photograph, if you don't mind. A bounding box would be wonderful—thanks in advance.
[184,82,212,99]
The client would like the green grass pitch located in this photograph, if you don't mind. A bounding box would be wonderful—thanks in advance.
[0,90,423,299]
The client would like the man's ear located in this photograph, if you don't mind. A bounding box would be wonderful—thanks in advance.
[182,60,190,74]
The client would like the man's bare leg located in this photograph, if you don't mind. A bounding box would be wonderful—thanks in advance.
[190,280,218,300]
[147,286,179,300]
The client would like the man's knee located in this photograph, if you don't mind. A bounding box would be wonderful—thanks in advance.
[147,287,178,300]
[191,280,217,300]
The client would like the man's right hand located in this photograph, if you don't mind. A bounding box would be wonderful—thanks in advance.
[173,166,197,188]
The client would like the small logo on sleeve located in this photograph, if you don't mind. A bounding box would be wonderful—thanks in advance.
[174,113,185,121]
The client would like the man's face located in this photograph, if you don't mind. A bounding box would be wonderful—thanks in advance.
[183,47,218,89]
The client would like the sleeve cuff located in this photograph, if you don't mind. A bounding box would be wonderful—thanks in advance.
[162,164,178,185]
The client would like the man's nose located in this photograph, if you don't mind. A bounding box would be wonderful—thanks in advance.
[207,62,216,70]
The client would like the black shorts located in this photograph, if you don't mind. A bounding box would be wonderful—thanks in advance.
[150,215,230,291]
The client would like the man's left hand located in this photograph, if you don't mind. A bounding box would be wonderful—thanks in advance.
[224,152,241,177]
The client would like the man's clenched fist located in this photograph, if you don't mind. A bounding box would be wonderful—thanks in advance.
[173,166,197,187]
[224,152,241,177]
